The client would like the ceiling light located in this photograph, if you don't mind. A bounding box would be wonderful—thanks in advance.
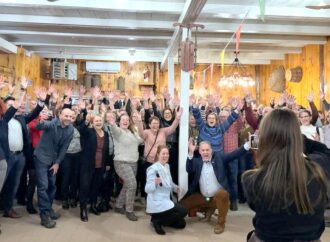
[128,49,136,65]
[218,51,255,88]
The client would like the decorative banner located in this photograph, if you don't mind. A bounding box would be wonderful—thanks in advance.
[220,49,225,75]
[259,0,265,21]
[202,70,206,86]
[235,24,242,53]
[210,63,214,83]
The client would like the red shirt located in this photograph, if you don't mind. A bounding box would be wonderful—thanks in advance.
[28,117,43,148]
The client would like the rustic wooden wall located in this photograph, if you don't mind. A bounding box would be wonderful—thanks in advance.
[258,45,321,108]
[1,41,330,108]
[324,37,330,103]
[0,47,42,97]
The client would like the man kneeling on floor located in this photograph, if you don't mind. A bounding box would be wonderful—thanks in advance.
[180,140,250,234]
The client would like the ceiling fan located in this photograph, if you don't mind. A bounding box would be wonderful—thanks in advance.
[306,1,330,9]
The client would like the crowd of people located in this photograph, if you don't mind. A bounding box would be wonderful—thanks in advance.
[0,75,329,241]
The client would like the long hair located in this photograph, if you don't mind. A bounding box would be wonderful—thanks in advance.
[243,109,327,214]
[0,99,7,119]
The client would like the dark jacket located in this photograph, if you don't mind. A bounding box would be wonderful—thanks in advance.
[79,122,113,172]
[34,118,74,165]
[0,106,17,161]
[186,146,247,196]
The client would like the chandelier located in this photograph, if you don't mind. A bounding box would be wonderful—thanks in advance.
[218,52,255,88]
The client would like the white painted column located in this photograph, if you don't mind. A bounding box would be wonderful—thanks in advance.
[167,57,175,98]
[178,28,190,200]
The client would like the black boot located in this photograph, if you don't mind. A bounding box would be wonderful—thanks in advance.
[152,220,165,235]
[62,200,70,210]
[230,200,238,211]
[80,207,88,222]
[70,199,77,208]
[40,213,56,229]
[26,203,38,214]
[90,203,100,216]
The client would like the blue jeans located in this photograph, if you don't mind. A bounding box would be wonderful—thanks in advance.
[1,153,25,212]
[34,157,56,215]
[0,159,7,192]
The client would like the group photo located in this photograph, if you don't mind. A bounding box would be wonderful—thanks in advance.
[0,0,330,242]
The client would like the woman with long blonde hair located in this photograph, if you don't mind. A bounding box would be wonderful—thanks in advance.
[242,109,327,242]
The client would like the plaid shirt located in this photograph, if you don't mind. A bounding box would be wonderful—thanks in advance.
[223,116,244,153]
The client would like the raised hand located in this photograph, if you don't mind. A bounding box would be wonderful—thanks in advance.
[236,97,244,111]
[286,94,296,107]
[38,87,48,101]
[64,87,72,98]
[320,91,325,101]
[7,81,15,94]
[175,106,183,119]
[48,84,56,95]
[188,138,197,155]
[19,76,28,89]
[0,75,6,90]
[307,92,314,102]
[92,87,101,100]
[189,94,196,106]
[52,90,59,102]
[229,97,238,109]
[244,93,253,105]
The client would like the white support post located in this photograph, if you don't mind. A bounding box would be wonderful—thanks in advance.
[167,57,175,98]
[178,28,190,200]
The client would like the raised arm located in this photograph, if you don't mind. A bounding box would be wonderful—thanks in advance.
[320,92,330,111]
[162,107,182,136]
[307,92,318,125]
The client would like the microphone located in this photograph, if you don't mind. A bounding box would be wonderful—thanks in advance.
[156,172,162,187]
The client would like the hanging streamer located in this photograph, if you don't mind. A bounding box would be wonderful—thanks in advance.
[220,50,225,75]
[259,0,265,22]
[202,70,206,86]
[210,64,214,82]
[235,24,242,53]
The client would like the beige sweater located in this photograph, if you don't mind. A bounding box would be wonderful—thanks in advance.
[110,124,143,163]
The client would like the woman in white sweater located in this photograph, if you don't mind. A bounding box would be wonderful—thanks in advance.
[299,110,324,143]
[109,113,143,221]
[145,145,187,235]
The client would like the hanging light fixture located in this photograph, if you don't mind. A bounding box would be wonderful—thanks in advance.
[218,51,255,88]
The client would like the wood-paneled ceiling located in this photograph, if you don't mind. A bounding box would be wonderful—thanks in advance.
[0,0,329,67]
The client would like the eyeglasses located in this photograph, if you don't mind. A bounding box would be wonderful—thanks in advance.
[299,116,310,118]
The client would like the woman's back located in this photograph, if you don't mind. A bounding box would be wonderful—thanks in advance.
[242,109,327,242]
[243,167,325,242]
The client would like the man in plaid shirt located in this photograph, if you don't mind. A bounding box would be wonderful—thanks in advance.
[219,109,244,211]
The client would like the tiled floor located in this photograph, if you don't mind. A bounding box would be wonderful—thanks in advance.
[1,203,329,242]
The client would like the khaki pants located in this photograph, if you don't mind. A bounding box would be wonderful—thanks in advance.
[180,189,229,227]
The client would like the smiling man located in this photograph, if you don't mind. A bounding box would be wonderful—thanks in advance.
[34,108,74,229]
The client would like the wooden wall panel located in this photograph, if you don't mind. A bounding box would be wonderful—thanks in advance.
[259,45,321,108]
[324,37,330,103]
